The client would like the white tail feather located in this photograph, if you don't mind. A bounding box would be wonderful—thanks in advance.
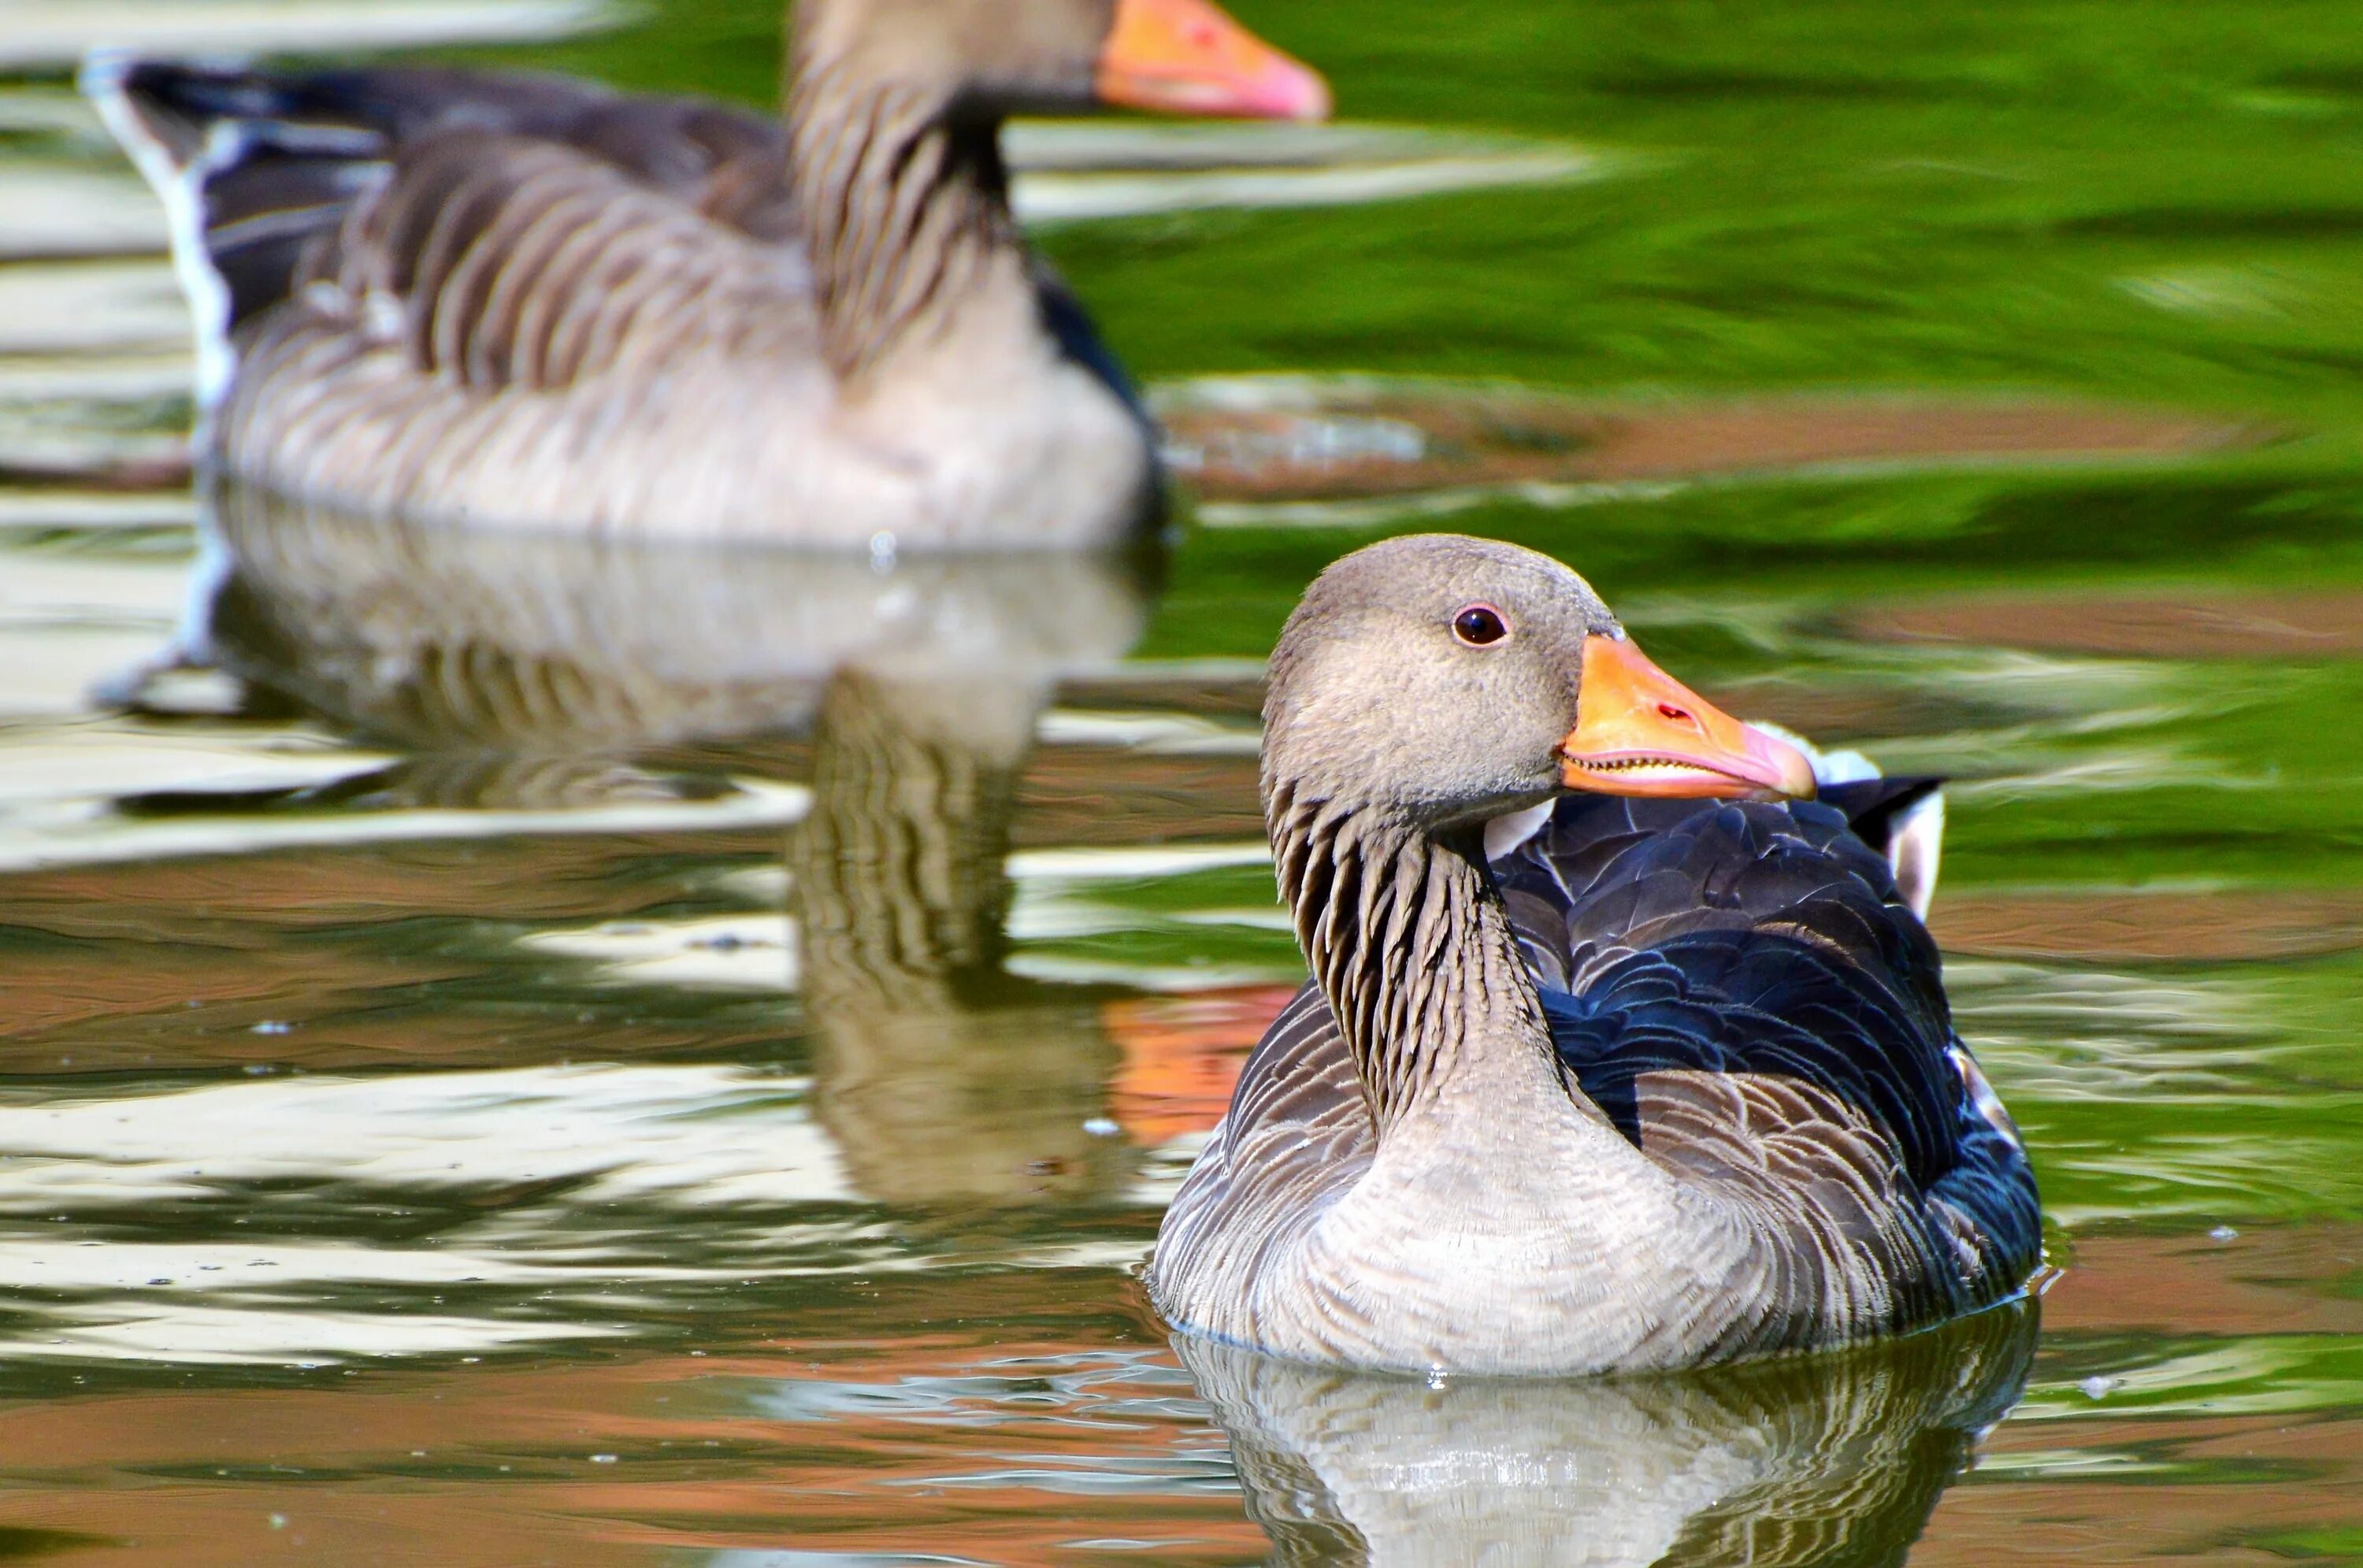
[1886,789,1945,921]
[80,50,240,417]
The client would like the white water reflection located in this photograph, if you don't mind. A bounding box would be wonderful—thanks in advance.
[0,1062,864,1362]
[1008,122,1607,222]
[0,260,184,355]
[0,170,166,260]
[0,0,618,69]
[522,914,802,992]
[1178,1307,2036,1566]
[0,1063,848,1207]
[0,1040,1168,1362]
[0,732,807,873]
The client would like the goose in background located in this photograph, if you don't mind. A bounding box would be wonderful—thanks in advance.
[1147,533,2041,1373]
[161,480,1159,1203]
[1184,1299,2035,1564]
[86,0,1328,546]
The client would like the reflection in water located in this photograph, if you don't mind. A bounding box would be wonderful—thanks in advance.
[195,480,1150,761]
[793,669,1133,1203]
[184,480,1156,1207]
[1185,1302,2038,1566]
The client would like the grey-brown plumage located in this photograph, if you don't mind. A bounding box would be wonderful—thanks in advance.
[84,0,1322,544]
[1145,534,2039,1373]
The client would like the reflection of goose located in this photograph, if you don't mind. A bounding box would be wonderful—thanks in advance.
[182,482,1157,1203]
[792,669,1133,1203]
[87,0,1327,546]
[195,482,1152,757]
[1182,1300,2037,1566]
[1148,536,2040,1372]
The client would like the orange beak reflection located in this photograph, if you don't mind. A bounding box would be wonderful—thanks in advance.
[1095,0,1332,120]
[1560,636,1819,800]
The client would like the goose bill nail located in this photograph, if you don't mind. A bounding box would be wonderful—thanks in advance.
[1095,0,1333,120]
[1559,636,1819,800]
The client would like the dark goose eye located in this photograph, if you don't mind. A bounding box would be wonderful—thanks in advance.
[1452,604,1509,647]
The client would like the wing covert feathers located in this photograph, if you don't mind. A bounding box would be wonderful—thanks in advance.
[87,60,799,405]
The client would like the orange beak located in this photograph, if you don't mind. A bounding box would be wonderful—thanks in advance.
[1560,636,1819,800]
[1095,0,1331,120]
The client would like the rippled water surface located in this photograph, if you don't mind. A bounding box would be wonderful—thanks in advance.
[2,0,2361,1561]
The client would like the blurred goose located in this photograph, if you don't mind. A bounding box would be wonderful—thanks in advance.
[1146,534,2040,1373]
[86,0,1328,545]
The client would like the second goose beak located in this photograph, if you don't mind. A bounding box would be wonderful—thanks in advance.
[1560,635,1818,801]
[1095,0,1332,121]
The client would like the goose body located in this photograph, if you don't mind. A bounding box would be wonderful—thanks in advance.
[87,0,1327,545]
[1145,535,2040,1373]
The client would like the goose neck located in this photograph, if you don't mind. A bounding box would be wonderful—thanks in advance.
[785,69,1022,382]
[1268,782,1567,1132]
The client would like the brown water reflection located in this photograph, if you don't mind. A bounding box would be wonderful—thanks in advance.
[1164,382,2265,513]
[0,1231,2351,1564]
[1855,591,2363,661]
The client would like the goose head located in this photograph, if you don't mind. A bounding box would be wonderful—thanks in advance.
[1262,535,1817,835]
[796,0,1330,122]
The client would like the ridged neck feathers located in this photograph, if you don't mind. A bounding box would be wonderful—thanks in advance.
[785,66,1022,384]
[1267,778,1565,1133]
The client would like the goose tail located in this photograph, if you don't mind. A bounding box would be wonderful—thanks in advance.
[80,54,395,413]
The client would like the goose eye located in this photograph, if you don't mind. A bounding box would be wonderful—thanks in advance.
[1452,604,1509,647]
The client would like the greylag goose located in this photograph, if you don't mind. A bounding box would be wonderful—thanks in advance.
[85,0,1328,546]
[1146,534,2041,1373]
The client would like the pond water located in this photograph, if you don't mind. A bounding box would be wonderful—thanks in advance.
[2,0,2361,1562]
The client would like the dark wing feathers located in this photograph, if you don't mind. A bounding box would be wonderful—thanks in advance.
[98,61,797,385]
[1816,776,1945,864]
[1498,796,1970,1191]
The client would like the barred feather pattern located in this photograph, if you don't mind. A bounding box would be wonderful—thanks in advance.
[1265,780,1549,1131]
[790,669,1019,1017]
[788,67,1018,382]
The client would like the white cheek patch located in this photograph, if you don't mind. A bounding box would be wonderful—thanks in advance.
[1483,800,1555,863]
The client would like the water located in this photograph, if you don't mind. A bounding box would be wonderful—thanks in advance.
[2,0,2360,1559]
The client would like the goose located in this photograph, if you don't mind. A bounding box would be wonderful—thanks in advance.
[84,0,1328,546]
[1145,533,2041,1373]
